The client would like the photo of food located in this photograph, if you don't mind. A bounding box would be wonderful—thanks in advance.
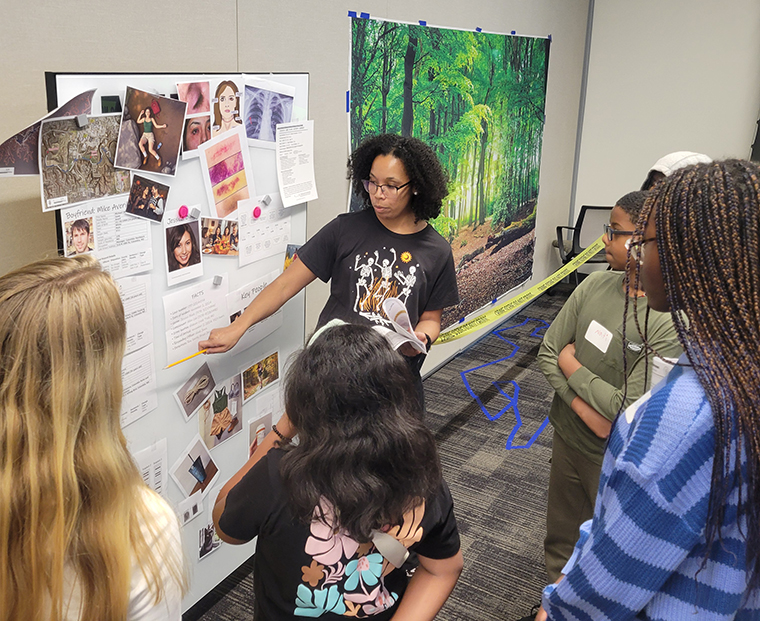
[201,217,239,256]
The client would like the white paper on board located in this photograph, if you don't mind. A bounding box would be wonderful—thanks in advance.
[121,347,158,429]
[116,274,154,355]
[275,120,318,208]
[60,196,153,279]
[237,193,292,267]
[226,269,283,352]
[163,276,230,365]
[132,438,168,497]
[178,492,205,527]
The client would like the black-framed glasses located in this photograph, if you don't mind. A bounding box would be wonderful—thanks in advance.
[361,179,412,197]
[628,237,657,262]
[603,223,635,241]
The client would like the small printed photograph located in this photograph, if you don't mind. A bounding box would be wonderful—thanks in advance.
[284,243,301,271]
[165,217,203,287]
[39,115,130,211]
[197,126,254,219]
[242,351,279,402]
[100,95,122,114]
[210,79,243,138]
[170,435,220,498]
[201,217,239,256]
[178,492,203,527]
[63,217,95,256]
[181,114,212,159]
[199,522,222,560]
[115,86,187,177]
[247,410,273,457]
[177,81,211,115]
[125,174,169,222]
[198,373,243,450]
[243,78,295,146]
[173,362,216,421]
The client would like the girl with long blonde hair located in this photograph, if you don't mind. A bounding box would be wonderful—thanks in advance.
[0,255,186,621]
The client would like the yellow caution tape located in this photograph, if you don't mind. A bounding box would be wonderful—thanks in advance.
[436,236,606,344]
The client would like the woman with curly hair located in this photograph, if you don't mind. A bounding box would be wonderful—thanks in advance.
[213,323,462,620]
[0,255,186,621]
[537,160,760,619]
[200,134,458,373]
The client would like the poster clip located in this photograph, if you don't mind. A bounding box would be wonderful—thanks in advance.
[213,275,224,287]
[359,12,370,19]
[75,114,88,129]
[348,10,357,17]
[475,27,482,32]
[419,20,427,26]
[548,34,552,41]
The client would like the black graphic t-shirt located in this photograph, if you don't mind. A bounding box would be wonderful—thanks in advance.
[298,209,460,329]
[219,448,461,620]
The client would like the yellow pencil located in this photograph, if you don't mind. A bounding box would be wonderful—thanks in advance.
[165,349,207,369]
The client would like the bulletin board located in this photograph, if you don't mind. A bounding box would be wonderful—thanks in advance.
[48,72,309,612]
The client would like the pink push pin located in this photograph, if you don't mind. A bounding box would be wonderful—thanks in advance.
[253,206,262,219]
[178,205,189,219]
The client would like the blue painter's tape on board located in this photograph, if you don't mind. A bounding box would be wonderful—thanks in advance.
[475,27,482,32]
[346,91,350,113]
[348,10,357,17]
[419,20,427,26]
[360,12,370,19]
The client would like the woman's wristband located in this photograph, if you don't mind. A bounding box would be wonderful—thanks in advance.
[272,423,291,443]
[424,333,432,352]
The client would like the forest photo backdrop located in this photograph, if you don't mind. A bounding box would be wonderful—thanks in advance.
[350,18,550,329]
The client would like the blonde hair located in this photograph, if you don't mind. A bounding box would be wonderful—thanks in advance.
[0,255,185,621]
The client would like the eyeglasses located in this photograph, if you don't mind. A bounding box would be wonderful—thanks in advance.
[361,179,412,197]
[603,223,635,242]
[628,237,657,262]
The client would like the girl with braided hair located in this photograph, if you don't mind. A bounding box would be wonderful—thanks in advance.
[538,160,760,620]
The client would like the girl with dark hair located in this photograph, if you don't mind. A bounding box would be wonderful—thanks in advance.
[200,134,459,367]
[213,323,462,620]
[538,160,760,619]
[166,223,201,272]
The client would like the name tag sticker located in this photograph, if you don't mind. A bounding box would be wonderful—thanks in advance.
[584,320,613,354]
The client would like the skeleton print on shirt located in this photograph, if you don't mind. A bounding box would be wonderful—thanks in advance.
[350,247,417,326]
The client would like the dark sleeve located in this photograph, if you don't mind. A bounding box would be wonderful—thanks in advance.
[218,449,281,542]
[297,216,341,283]
[413,480,461,560]
[424,248,460,311]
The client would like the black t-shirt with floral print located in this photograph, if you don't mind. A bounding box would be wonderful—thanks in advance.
[219,448,460,620]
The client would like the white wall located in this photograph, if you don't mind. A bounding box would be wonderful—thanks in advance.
[0,0,591,375]
[574,0,760,213]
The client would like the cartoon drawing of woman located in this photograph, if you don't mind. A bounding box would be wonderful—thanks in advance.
[136,107,167,167]
[212,81,242,137]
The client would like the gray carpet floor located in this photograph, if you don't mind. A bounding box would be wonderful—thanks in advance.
[188,286,572,621]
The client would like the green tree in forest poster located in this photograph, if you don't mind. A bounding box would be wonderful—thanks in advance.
[350,18,550,330]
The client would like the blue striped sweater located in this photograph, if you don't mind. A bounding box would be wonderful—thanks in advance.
[542,357,760,620]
